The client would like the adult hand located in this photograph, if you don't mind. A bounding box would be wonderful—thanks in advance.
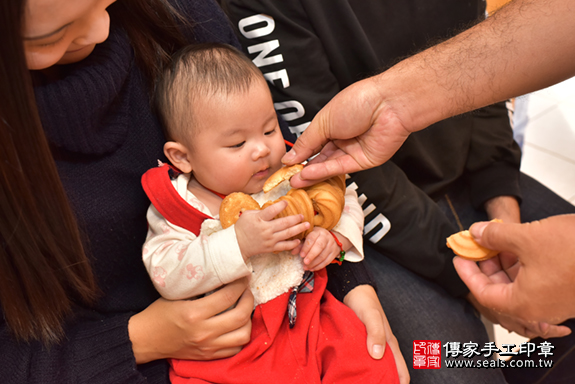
[479,195,521,289]
[466,292,571,340]
[344,285,410,384]
[281,77,412,188]
[464,201,570,337]
[129,278,253,364]
[453,214,575,324]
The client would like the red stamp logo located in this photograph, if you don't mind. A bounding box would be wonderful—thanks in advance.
[413,340,441,369]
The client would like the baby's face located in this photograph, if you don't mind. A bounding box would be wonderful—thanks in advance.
[187,79,286,195]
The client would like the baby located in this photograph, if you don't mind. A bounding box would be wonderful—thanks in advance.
[142,43,398,384]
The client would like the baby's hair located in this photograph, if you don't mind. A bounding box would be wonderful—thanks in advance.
[155,43,264,143]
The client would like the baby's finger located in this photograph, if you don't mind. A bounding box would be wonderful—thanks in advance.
[299,232,319,257]
[270,214,305,232]
[303,240,326,267]
[259,200,288,221]
[276,221,310,241]
[291,243,303,255]
[311,251,334,271]
[273,239,301,253]
[306,246,333,270]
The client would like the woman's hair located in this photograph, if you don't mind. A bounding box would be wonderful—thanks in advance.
[109,0,192,86]
[155,43,263,142]
[0,0,190,345]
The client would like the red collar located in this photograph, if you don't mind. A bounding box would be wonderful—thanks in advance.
[204,186,227,200]
[141,163,212,236]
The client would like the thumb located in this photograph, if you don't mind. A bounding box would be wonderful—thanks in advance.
[470,220,522,255]
[282,113,330,165]
[362,309,386,359]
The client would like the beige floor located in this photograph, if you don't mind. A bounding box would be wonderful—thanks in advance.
[490,75,575,351]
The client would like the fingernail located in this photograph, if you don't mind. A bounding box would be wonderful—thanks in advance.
[469,222,488,240]
[372,344,384,359]
[282,150,296,164]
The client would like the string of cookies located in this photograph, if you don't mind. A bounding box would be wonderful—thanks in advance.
[219,164,346,240]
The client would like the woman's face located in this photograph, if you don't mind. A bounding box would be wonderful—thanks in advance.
[23,0,116,70]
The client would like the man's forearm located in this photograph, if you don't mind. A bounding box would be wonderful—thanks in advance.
[376,0,575,132]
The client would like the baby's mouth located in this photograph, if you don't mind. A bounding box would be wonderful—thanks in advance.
[253,167,270,178]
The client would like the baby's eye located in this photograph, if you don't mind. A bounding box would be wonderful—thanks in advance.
[264,128,276,136]
[229,141,245,148]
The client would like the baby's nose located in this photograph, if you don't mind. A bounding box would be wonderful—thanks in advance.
[253,141,271,159]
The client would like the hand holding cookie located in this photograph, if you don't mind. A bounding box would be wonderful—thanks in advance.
[446,219,502,261]
[233,200,310,261]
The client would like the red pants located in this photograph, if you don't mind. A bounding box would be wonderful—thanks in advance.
[170,269,399,383]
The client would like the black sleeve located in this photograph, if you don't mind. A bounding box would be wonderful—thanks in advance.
[464,102,523,209]
[325,260,378,302]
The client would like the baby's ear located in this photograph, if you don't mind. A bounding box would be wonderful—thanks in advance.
[164,141,193,173]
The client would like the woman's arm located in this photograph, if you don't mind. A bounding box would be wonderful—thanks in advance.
[0,278,253,384]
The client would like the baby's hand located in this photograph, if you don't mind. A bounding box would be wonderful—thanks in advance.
[297,227,342,271]
[235,200,310,260]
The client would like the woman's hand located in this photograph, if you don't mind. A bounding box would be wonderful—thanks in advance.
[128,277,254,364]
[343,285,410,384]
